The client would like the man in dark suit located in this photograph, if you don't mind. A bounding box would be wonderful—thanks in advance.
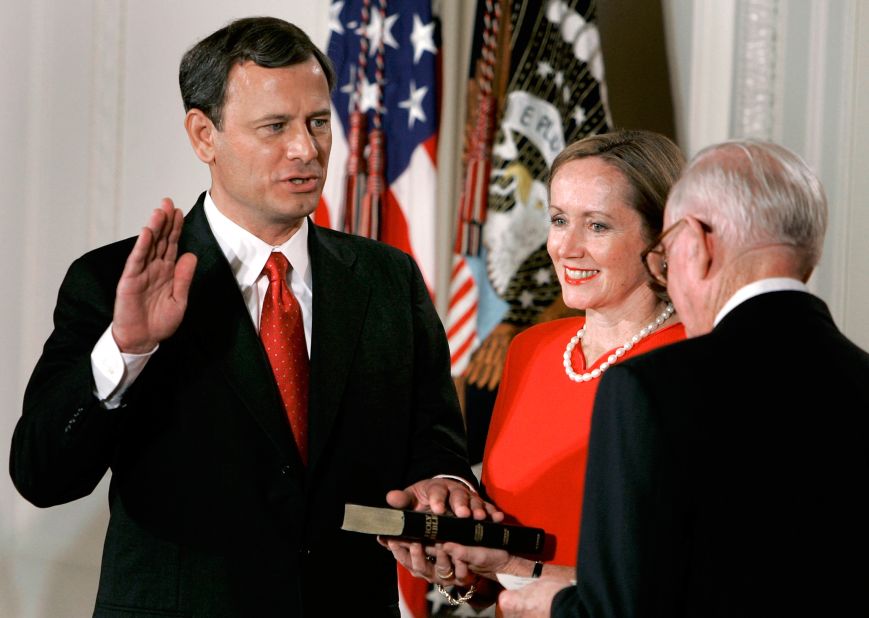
[499,140,869,617]
[9,17,495,617]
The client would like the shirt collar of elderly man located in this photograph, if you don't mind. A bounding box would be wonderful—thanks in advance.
[641,139,826,338]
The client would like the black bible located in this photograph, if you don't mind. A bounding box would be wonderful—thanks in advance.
[341,503,548,556]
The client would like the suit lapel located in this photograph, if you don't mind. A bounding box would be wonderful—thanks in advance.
[180,197,300,469]
[306,224,370,471]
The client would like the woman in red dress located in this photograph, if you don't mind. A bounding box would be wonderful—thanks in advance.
[386,130,687,610]
[473,129,686,579]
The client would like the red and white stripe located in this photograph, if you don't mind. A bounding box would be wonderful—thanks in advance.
[446,255,479,376]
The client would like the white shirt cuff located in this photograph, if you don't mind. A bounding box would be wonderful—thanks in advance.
[90,325,157,409]
[434,474,478,493]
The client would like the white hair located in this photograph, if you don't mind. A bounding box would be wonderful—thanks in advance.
[667,140,828,271]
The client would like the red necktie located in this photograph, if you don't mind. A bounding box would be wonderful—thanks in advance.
[260,252,309,464]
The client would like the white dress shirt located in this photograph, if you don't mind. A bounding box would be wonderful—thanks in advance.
[90,192,313,408]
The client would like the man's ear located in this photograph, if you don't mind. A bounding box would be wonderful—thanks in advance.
[685,216,714,280]
[185,109,216,164]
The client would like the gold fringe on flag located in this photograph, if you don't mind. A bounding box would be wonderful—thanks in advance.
[343,110,368,235]
[456,93,496,255]
[343,0,386,240]
[454,0,502,256]
[360,128,385,239]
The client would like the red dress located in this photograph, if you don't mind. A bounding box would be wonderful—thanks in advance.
[481,316,685,566]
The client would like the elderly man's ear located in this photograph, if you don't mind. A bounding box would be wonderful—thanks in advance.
[684,216,715,281]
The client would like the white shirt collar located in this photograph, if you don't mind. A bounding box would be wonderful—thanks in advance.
[202,192,311,291]
[714,277,810,326]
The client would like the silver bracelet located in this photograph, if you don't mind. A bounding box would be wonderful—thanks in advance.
[435,583,476,606]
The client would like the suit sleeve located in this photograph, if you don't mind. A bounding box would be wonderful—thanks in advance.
[552,586,585,618]
[553,364,682,618]
[10,255,122,507]
[402,254,475,487]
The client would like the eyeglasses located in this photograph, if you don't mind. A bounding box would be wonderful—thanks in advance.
[641,217,711,285]
[641,218,687,285]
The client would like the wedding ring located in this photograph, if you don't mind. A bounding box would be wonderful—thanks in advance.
[435,566,454,579]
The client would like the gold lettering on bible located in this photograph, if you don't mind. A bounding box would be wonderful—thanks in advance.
[424,513,438,540]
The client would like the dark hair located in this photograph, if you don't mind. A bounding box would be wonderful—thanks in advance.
[548,129,685,298]
[179,16,336,129]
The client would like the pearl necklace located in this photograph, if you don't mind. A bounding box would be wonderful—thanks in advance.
[563,303,674,383]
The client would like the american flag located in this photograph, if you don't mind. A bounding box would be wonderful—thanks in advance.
[318,0,440,291]
[320,2,440,616]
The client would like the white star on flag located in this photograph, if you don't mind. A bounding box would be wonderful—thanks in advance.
[398,80,428,128]
[358,74,381,113]
[452,603,481,616]
[328,1,345,34]
[554,71,565,88]
[537,61,554,78]
[359,8,399,56]
[534,268,552,286]
[410,14,436,64]
[426,586,448,614]
[519,289,536,308]
[572,104,587,125]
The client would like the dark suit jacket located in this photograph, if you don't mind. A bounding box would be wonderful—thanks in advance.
[553,291,869,617]
[11,195,472,617]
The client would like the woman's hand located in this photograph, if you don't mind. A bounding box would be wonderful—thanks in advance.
[440,542,520,582]
[378,539,478,589]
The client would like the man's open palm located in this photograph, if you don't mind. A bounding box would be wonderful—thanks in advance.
[112,198,197,353]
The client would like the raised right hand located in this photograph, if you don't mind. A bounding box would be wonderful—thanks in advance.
[111,198,197,353]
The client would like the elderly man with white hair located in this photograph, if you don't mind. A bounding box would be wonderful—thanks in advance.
[500,139,869,617]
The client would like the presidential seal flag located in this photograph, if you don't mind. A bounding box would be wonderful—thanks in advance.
[319,0,440,291]
[447,0,611,376]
